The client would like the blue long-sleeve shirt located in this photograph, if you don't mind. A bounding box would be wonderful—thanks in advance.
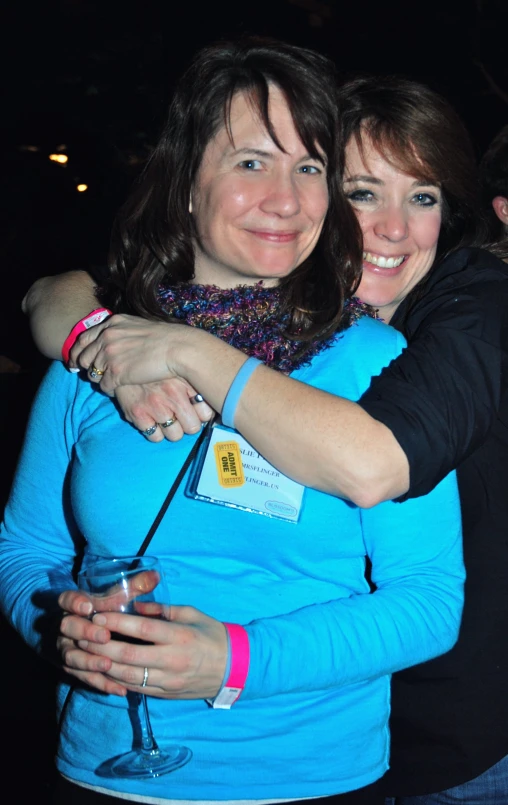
[0,315,464,801]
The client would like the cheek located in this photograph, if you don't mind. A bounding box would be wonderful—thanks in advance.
[195,188,251,239]
[351,209,368,238]
[412,212,441,253]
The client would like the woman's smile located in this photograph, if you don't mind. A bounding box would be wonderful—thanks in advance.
[363,251,407,270]
[245,229,300,243]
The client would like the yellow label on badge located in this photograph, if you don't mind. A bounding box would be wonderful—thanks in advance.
[214,441,245,487]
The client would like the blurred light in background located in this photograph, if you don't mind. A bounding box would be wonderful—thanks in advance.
[49,153,69,164]
[76,184,88,192]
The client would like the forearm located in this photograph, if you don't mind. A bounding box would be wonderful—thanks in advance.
[23,271,98,359]
[176,330,410,506]
[74,319,410,504]
[243,473,463,700]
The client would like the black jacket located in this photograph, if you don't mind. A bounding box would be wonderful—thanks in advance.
[361,247,508,794]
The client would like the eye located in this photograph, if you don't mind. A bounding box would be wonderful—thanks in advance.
[238,159,263,171]
[345,188,375,203]
[297,164,322,175]
[412,192,440,207]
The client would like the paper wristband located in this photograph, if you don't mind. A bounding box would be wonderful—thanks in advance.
[207,623,250,710]
[62,308,112,364]
[221,357,262,429]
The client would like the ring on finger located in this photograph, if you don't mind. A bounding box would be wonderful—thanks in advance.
[190,394,205,405]
[89,365,105,380]
[141,667,149,688]
[159,417,177,428]
[140,424,158,437]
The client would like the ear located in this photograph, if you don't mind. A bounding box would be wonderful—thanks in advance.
[491,196,508,226]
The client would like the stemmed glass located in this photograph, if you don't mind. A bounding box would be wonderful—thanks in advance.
[78,555,192,778]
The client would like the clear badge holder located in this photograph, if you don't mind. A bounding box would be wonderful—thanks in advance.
[185,423,304,523]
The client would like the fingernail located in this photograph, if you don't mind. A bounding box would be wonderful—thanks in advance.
[78,640,89,650]
[68,367,80,374]
[93,614,106,626]
[79,602,93,616]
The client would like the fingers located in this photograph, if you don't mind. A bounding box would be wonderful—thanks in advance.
[59,612,111,644]
[189,393,214,423]
[64,667,128,696]
[58,589,94,617]
[58,635,113,674]
[115,381,210,443]
[74,607,227,700]
[58,630,127,696]
[92,611,171,646]
[68,319,111,369]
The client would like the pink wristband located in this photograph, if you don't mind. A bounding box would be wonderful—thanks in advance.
[62,308,112,364]
[210,623,250,710]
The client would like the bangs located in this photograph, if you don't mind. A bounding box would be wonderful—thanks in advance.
[355,120,441,187]
[222,78,329,165]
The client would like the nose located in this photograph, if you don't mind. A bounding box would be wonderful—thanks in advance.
[373,204,408,242]
[259,172,301,217]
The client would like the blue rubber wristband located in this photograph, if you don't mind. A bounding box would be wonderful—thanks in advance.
[222,357,262,429]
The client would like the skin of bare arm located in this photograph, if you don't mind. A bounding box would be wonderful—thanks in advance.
[23,271,214,437]
[25,274,407,498]
[22,271,98,359]
[71,314,410,507]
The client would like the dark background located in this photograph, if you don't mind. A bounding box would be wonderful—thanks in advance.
[1,0,507,798]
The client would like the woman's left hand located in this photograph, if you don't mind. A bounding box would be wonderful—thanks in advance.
[74,604,228,700]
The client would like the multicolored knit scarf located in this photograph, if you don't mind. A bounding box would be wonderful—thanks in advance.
[158,283,375,374]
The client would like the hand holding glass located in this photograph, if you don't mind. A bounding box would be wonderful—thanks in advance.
[78,556,192,778]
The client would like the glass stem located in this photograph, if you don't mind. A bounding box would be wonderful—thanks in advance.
[139,693,160,754]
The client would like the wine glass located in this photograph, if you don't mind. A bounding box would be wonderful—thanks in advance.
[78,555,192,778]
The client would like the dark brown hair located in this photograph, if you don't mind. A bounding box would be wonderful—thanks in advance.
[105,38,363,340]
[337,75,489,261]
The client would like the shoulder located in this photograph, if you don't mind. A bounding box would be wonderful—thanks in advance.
[34,361,107,422]
[338,315,405,358]
[394,248,508,339]
[295,316,406,399]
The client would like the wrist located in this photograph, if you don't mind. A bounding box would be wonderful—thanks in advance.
[62,308,112,364]
[206,623,250,709]
[173,328,249,412]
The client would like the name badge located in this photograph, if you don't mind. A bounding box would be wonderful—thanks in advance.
[186,424,304,523]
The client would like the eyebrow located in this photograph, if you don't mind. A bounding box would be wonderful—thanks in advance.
[344,174,439,188]
[231,147,275,159]
[229,146,327,165]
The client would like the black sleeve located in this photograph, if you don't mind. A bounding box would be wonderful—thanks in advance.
[359,284,508,500]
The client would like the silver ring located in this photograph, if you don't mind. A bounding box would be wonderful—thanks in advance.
[159,417,177,428]
[140,424,158,437]
[89,365,105,380]
[190,394,205,405]
[141,667,149,688]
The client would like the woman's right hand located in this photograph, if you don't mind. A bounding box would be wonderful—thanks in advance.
[57,589,128,696]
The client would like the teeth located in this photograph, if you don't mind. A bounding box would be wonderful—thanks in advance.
[363,252,405,268]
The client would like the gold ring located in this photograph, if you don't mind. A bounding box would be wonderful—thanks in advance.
[160,418,177,428]
[89,365,105,379]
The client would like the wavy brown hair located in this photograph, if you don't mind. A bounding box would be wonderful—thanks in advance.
[104,38,363,340]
